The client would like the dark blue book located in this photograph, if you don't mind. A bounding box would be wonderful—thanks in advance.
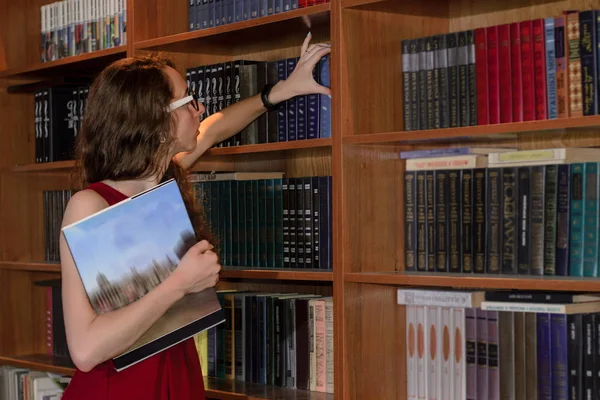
[537,313,553,400]
[550,314,569,400]
[307,64,320,139]
[318,55,331,138]
[286,58,298,141]
[189,0,196,31]
[277,60,288,142]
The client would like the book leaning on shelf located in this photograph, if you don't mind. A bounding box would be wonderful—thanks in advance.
[61,178,226,372]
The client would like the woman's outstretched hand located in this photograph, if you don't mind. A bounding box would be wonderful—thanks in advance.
[268,32,331,104]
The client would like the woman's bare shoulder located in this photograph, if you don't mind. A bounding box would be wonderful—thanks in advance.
[61,188,109,228]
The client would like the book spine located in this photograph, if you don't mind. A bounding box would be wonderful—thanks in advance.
[461,169,474,273]
[440,307,453,397]
[569,163,585,276]
[486,168,502,274]
[487,311,499,400]
[467,30,477,126]
[555,16,569,118]
[583,313,594,399]
[502,167,518,274]
[486,25,500,124]
[407,305,418,400]
[530,165,546,275]
[498,23,512,123]
[556,164,571,275]
[543,165,558,275]
[476,310,488,400]
[580,10,598,116]
[551,314,569,399]
[521,20,536,121]
[474,28,488,125]
[416,171,428,272]
[403,40,412,131]
[537,313,553,399]
[568,313,583,400]
[532,19,548,120]
[510,22,523,122]
[428,306,441,400]
[426,171,436,271]
[417,305,429,400]
[426,36,435,130]
[453,308,466,400]
[447,33,459,128]
[583,162,598,277]
[465,308,477,400]
[409,39,420,130]
[517,167,531,274]
[457,31,469,127]
[545,17,558,119]
[448,170,461,273]
[567,11,583,117]
[473,169,486,273]
[438,34,449,129]
[418,38,428,130]
[435,170,449,272]
[498,312,515,400]
[432,35,441,129]
[525,313,538,398]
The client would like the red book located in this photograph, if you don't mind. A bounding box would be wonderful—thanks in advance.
[498,24,512,123]
[510,22,523,122]
[298,0,308,7]
[520,20,536,121]
[475,28,489,125]
[532,19,547,120]
[487,25,500,124]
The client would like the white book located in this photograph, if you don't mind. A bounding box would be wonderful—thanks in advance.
[397,289,485,308]
[405,155,488,171]
[452,308,466,400]
[480,300,600,314]
[427,306,441,400]
[407,305,418,400]
[488,147,600,166]
[440,307,453,400]
[416,305,429,400]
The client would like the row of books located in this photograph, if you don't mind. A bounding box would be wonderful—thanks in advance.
[191,172,333,270]
[186,55,331,148]
[402,147,600,277]
[187,0,327,32]
[400,288,600,400]
[41,0,127,63]
[192,290,333,393]
[401,9,600,132]
[0,366,70,400]
[35,85,89,164]
[44,190,74,263]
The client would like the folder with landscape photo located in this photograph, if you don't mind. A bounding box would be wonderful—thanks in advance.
[61,178,225,372]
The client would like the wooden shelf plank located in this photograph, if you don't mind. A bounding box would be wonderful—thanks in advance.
[0,355,332,399]
[0,354,75,375]
[0,47,127,80]
[10,160,76,173]
[221,267,333,281]
[134,5,330,52]
[343,115,600,146]
[0,261,61,273]
[345,271,600,292]
[205,138,332,156]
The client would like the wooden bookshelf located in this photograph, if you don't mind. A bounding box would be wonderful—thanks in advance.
[5,0,600,399]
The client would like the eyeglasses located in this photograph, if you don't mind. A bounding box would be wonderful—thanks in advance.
[166,88,200,112]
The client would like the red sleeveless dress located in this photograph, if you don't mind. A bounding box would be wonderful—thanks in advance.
[61,182,206,400]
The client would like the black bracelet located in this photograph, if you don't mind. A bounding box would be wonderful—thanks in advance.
[261,83,280,111]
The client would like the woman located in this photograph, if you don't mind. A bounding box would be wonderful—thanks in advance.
[59,33,331,399]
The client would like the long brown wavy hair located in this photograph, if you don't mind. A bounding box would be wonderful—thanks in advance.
[74,54,216,248]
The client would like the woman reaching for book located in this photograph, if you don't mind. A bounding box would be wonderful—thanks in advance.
[59,33,331,400]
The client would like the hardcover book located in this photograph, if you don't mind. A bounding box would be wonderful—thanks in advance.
[61,178,226,371]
